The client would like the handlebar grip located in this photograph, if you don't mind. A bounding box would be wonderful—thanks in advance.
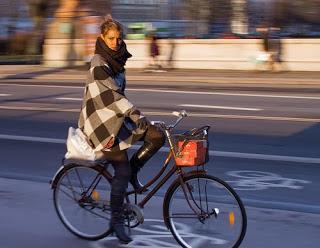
[172,110,188,117]
[150,121,165,126]
[191,125,210,136]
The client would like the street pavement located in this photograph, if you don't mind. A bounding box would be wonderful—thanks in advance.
[0,65,320,247]
[1,177,320,248]
[0,65,320,89]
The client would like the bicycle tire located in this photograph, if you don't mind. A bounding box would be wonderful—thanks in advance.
[163,173,247,248]
[53,163,113,240]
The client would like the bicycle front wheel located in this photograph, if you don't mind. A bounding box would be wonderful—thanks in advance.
[53,163,112,240]
[163,174,247,248]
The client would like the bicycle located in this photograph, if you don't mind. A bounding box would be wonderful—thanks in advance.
[51,110,247,247]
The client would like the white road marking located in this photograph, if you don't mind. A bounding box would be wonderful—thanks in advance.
[0,134,319,164]
[214,150,320,164]
[0,105,78,112]
[226,170,311,191]
[179,104,262,111]
[56,97,82,101]
[0,106,319,122]
[128,88,320,100]
[145,111,320,122]
[1,83,320,100]
[54,100,263,111]
[0,93,11,96]
[0,134,65,143]
[93,219,226,247]
[0,83,83,89]
[188,112,319,122]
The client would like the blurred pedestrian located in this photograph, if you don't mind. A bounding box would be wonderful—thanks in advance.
[269,27,283,72]
[148,32,161,69]
[166,37,176,70]
[78,15,165,244]
[256,25,272,71]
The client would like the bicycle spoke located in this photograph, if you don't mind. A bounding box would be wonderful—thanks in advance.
[53,165,112,240]
[59,186,81,203]
[66,173,78,199]
[87,175,102,198]
[79,204,110,220]
[75,167,86,192]
[170,213,199,219]
[165,174,247,248]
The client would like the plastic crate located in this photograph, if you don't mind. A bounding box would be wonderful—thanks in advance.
[175,139,208,167]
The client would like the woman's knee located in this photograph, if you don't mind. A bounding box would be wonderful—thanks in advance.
[148,125,166,148]
[157,129,166,147]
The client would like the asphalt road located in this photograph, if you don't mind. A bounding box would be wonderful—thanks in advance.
[0,77,319,247]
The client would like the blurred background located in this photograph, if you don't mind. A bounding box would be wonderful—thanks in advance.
[0,0,319,70]
[1,2,320,247]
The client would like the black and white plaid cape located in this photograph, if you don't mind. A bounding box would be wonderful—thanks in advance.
[78,54,146,152]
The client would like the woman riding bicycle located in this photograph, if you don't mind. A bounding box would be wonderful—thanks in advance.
[78,15,165,244]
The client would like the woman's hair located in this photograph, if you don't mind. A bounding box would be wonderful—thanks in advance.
[100,15,123,36]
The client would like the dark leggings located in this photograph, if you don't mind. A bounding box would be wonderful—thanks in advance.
[102,125,165,197]
[103,150,131,197]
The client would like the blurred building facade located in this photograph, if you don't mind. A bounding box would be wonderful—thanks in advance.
[0,0,25,18]
[112,0,172,21]
[1,0,320,66]
[1,0,319,40]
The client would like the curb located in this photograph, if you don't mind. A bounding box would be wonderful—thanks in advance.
[0,67,320,87]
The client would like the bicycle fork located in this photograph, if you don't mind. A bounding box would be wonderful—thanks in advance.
[178,175,218,223]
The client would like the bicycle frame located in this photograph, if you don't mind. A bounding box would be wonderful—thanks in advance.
[51,111,247,247]
[51,111,209,217]
[101,126,207,216]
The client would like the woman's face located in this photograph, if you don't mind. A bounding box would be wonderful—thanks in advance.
[102,28,122,51]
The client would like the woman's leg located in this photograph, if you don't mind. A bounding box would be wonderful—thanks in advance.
[102,150,132,244]
[130,125,166,190]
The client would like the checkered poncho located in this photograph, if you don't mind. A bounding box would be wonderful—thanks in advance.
[78,54,146,152]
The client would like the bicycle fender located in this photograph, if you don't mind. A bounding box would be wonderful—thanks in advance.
[183,169,207,177]
[50,165,66,189]
[162,169,207,229]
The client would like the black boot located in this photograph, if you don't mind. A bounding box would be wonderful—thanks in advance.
[129,154,144,191]
[130,125,166,191]
[110,194,132,244]
[129,144,155,192]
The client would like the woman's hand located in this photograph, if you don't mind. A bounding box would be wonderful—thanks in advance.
[137,117,149,130]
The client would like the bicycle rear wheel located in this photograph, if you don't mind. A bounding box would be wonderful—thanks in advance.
[53,163,112,240]
[163,174,247,248]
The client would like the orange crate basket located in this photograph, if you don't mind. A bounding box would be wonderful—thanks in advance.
[173,127,209,167]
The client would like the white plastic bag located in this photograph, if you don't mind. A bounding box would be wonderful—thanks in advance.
[65,127,96,161]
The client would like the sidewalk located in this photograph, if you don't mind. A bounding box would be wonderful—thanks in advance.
[0,176,320,247]
[0,65,320,88]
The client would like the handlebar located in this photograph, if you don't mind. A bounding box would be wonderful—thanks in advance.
[150,110,188,130]
[191,125,210,136]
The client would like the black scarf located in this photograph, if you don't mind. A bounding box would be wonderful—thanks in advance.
[94,37,132,74]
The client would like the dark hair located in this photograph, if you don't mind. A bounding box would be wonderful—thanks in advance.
[100,15,122,36]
